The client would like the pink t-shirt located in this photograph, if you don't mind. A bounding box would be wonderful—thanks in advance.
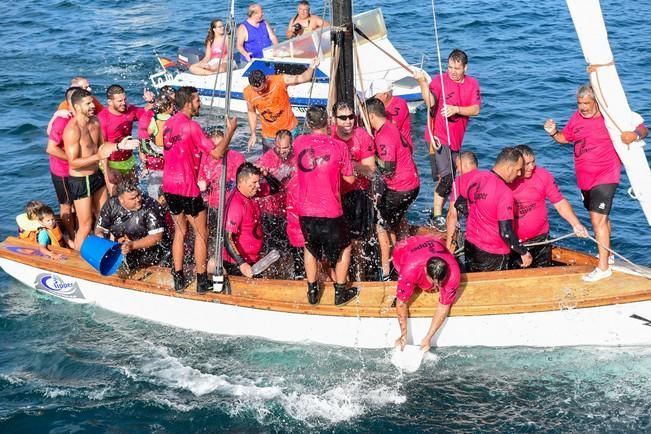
[162,112,215,197]
[293,133,353,218]
[425,73,481,151]
[48,116,71,177]
[256,148,296,216]
[375,121,420,192]
[562,111,621,191]
[138,109,154,140]
[333,127,375,195]
[459,170,515,254]
[393,235,460,305]
[223,189,264,264]
[97,105,146,161]
[511,167,564,241]
[198,149,246,208]
[385,96,412,150]
[284,174,305,247]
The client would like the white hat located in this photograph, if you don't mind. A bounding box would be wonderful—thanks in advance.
[365,79,393,98]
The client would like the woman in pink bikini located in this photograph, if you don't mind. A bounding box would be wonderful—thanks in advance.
[190,18,229,75]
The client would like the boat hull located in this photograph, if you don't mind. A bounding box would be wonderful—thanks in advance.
[3,253,651,349]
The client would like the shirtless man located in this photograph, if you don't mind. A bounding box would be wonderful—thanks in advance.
[63,88,118,250]
[286,1,329,39]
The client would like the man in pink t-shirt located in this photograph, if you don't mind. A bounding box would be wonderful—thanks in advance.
[545,84,648,281]
[294,105,358,306]
[331,101,376,243]
[368,79,413,151]
[46,86,77,241]
[393,235,460,351]
[163,86,237,293]
[97,84,154,194]
[445,151,479,253]
[456,147,532,272]
[415,49,481,232]
[256,129,304,278]
[223,163,267,278]
[509,145,588,268]
[366,97,420,281]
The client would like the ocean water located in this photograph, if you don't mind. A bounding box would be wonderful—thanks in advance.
[1,0,650,431]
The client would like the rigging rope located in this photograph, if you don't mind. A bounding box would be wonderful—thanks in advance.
[429,0,457,203]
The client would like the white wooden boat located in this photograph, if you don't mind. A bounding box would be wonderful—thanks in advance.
[149,9,427,118]
[2,235,650,349]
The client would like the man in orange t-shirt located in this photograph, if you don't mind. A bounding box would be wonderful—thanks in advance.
[244,57,320,151]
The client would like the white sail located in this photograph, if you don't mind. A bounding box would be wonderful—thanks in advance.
[566,0,651,225]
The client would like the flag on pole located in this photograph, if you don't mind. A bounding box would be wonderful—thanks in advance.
[158,56,177,69]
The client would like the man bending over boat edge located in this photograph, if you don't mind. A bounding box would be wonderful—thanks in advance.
[394,235,460,352]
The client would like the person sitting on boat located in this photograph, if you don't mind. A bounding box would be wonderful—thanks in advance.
[293,105,358,305]
[255,129,296,275]
[162,86,237,293]
[35,205,66,260]
[95,179,166,270]
[97,84,154,195]
[285,1,329,39]
[414,49,481,232]
[366,97,420,281]
[455,147,532,272]
[189,18,230,76]
[243,57,320,151]
[544,84,648,282]
[47,86,79,243]
[16,200,46,242]
[223,163,282,278]
[393,235,460,352]
[198,128,246,209]
[64,88,118,251]
[367,79,412,152]
[142,91,175,200]
[331,101,376,279]
[509,144,588,268]
[445,151,479,254]
[236,3,279,63]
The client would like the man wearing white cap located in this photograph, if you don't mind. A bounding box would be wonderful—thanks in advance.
[368,79,412,151]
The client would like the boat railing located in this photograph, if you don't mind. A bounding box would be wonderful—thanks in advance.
[263,8,388,60]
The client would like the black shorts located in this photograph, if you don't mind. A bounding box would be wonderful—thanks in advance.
[68,172,106,202]
[429,145,458,181]
[465,240,508,272]
[509,233,552,269]
[581,183,617,215]
[164,193,206,217]
[377,187,419,232]
[342,190,374,239]
[50,173,72,205]
[299,216,351,267]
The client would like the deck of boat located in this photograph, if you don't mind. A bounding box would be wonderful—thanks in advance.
[1,236,650,318]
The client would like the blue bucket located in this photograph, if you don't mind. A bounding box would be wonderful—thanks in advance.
[80,235,124,276]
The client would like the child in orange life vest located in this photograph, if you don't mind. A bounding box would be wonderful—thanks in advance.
[36,206,65,260]
[16,200,46,240]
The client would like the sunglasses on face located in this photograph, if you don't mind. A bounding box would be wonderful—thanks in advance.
[336,114,355,121]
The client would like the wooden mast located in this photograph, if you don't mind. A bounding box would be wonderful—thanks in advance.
[331,0,354,105]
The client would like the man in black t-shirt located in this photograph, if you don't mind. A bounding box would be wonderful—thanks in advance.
[95,179,166,269]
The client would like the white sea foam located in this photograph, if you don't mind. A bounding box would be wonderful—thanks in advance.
[279,382,406,425]
[0,374,25,385]
[43,387,70,398]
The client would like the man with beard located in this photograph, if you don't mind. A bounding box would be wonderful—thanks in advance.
[63,88,118,249]
[97,84,154,194]
[163,86,237,293]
